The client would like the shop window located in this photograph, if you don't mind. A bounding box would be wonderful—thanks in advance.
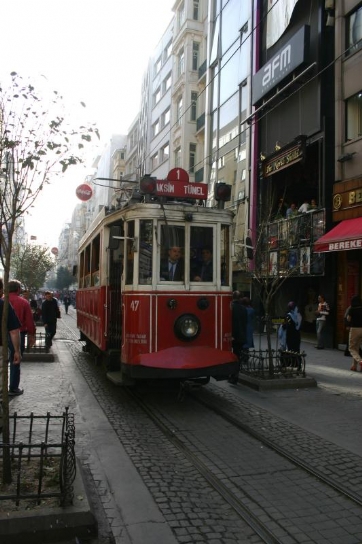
[346,91,362,140]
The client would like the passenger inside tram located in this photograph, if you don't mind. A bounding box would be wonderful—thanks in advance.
[160,246,185,281]
[192,247,213,282]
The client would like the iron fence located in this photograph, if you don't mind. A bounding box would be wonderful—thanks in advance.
[239,349,306,379]
[0,407,76,506]
[26,332,47,353]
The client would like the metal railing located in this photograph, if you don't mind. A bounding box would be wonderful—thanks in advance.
[26,332,47,353]
[0,408,76,506]
[239,349,306,379]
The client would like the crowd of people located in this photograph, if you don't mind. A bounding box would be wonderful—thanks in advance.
[0,283,77,397]
[274,198,318,220]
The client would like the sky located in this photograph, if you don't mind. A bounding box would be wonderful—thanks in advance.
[0,0,174,248]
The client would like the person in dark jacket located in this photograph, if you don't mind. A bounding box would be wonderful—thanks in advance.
[228,291,248,384]
[160,246,184,281]
[346,295,362,371]
[42,291,60,351]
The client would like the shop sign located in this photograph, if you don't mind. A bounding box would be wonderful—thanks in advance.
[262,137,306,177]
[252,25,310,105]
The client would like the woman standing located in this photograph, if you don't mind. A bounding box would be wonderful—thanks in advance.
[346,295,362,371]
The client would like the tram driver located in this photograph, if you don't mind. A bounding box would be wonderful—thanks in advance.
[160,246,185,281]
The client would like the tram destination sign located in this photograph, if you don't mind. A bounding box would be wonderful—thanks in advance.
[155,180,208,199]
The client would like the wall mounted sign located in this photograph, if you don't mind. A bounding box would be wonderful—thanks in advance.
[252,25,310,105]
[261,136,306,178]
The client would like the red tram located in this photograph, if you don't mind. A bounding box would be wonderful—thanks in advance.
[76,171,238,385]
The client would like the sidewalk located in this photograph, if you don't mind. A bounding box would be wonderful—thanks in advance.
[4,317,178,544]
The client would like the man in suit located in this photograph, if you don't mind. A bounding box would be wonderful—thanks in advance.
[193,247,213,282]
[160,246,184,281]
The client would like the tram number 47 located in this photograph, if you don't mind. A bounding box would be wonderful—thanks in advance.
[130,300,140,311]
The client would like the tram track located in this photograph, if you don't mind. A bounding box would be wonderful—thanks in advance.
[125,386,283,544]
[191,384,362,508]
[123,382,362,544]
[59,317,362,543]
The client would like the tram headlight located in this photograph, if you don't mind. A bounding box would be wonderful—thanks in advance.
[174,314,201,342]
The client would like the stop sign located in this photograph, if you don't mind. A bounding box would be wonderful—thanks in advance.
[76,183,93,201]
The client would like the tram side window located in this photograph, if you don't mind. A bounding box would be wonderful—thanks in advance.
[125,221,135,285]
[221,224,230,286]
[139,220,153,284]
[190,226,213,282]
[160,225,185,281]
[91,234,100,286]
[78,251,85,288]
[84,245,91,287]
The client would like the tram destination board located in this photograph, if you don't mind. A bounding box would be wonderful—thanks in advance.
[159,167,207,199]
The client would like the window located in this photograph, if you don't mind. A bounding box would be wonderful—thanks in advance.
[190,226,214,282]
[177,95,183,126]
[160,225,185,282]
[152,119,160,137]
[175,146,181,167]
[193,0,199,20]
[155,56,162,75]
[151,152,159,170]
[162,107,170,126]
[346,92,362,140]
[163,72,172,93]
[347,6,362,54]
[139,220,153,284]
[192,42,200,71]
[178,1,185,29]
[189,143,196,173]
[164,40,172,60]
[178,48,185,77]
[161,143,170,162]
[191,91,198,121]
[154,87,161,106]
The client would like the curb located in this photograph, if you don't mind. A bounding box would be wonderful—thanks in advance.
[0,459,97,544]
[22,353,55,363]
[237,373,318,391]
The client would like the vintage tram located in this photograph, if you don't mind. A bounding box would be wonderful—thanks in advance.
[76,170,238,385]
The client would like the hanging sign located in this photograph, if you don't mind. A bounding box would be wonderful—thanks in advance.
[76,183,93,201]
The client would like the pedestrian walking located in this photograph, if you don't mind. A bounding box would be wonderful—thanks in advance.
[241,297,255,349]
[278,301,302,351]
[8,280,36,395]
[63,293,71,314]
[0,278,21,418]
[345,295,362,372]
[315,294,330,349]
[42,291,61,352]
[228,291,248,384]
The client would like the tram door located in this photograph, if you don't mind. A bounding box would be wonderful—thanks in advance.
[108,226,124,350]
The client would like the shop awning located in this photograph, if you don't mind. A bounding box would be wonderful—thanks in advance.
[314,217,362,253]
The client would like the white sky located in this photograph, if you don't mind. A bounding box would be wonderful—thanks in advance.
[0,0,173,248]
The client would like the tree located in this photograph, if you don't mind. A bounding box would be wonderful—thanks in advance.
[0,72,99,483]
[11,243,54,292]
[236,202,325,376]
[55,266,74,291]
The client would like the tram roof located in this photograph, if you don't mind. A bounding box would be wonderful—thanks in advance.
[79,201,235,248]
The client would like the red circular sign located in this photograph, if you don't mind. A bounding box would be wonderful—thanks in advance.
[167,168,189,183]
[51,247,59,256]
[76,183,93,201]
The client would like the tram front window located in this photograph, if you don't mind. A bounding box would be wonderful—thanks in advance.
[190,226,214,282]
[160,226,185,281]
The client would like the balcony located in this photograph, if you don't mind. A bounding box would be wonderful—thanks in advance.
[257,209,326,277]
